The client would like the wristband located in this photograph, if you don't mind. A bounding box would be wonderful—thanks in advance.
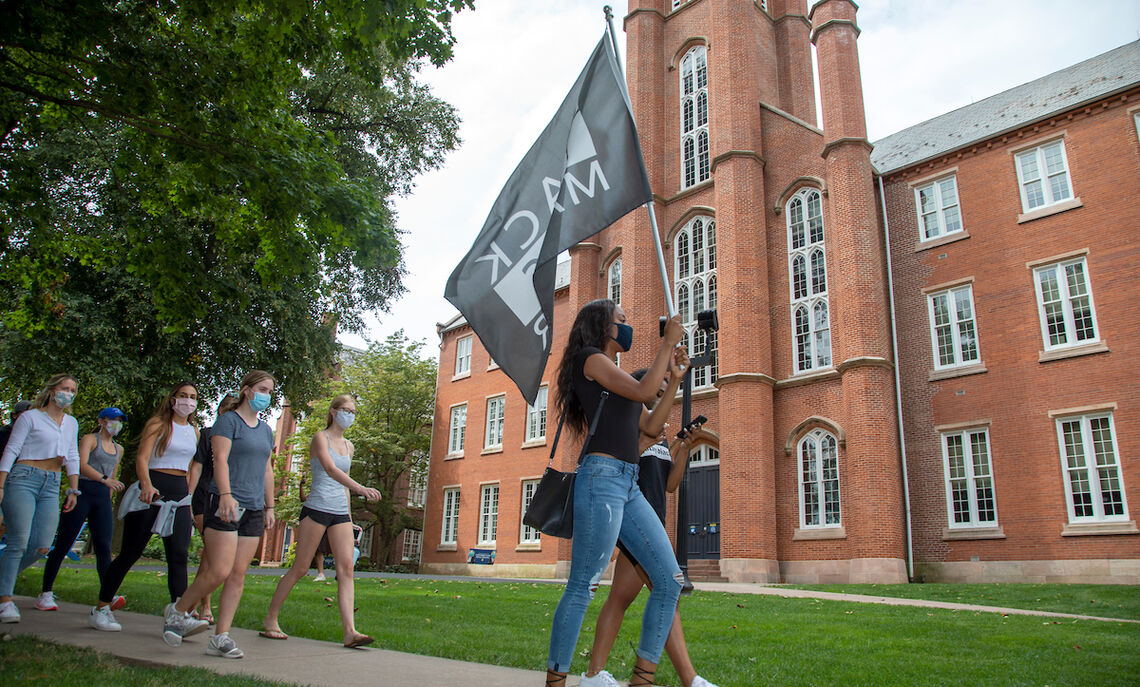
[66,488,82,497]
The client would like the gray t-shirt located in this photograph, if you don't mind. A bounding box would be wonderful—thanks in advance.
[207,411,274,510]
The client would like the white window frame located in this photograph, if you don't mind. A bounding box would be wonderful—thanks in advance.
[447,404,466,456]
[674,216,717,389]
[479,483,499,546]
[441,488,460,546]
[797,429,840,528]
[688,444,719,466]
[401,529,422,563]
[1033,258,1099,351]
[608,256,622,304]
[406,463,427,508]
[484,395,505,449]
[455,335,472,377]
[787,188,831,374]
[1056,413,1128,523]
[926,285,980,369]
[680,45,710,189]
[520,479,542,545]
[1014,139,1074,212]
[358,525,373,558]
[525,386,548,443]
[914,174,963,241]
[941,428,998,529]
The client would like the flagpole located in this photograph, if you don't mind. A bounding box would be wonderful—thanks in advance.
[604,6,677,319]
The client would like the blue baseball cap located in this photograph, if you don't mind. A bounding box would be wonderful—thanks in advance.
[98,407,128,421]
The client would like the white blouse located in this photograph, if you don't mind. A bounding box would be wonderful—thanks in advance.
[0,408,81,476]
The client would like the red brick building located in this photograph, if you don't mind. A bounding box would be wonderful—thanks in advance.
[422,0,1139,584]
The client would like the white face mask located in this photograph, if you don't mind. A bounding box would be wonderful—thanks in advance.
[335,410,355,429]
[172,398,197,417]
[105,421,123,436]
[53,391,76,408]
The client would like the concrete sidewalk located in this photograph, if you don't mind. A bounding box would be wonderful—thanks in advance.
[3,595,548,686]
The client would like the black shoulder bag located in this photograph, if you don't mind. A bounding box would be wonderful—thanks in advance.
[522,391,609,539]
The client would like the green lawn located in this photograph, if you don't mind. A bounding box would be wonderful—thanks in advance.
[0,634,298,686]
[18,568,1140,687]
[785,583,1139,620]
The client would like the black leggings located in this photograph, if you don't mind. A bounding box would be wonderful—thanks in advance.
[42,479,114,592]
[99,471,192,603]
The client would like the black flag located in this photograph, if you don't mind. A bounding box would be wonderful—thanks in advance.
[445,36,652,405]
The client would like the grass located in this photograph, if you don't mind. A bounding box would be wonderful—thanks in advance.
[0,634,298,686]
[18,567,1140,687]
[784,583,1140,620]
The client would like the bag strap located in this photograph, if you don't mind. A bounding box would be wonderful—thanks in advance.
[546,390,610,468]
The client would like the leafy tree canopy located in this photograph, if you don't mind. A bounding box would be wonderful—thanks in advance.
[0,0,468,423]
[288,331,437,564]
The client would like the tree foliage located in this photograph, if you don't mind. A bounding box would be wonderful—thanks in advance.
[0,0,468,429]
[289,331,436,565]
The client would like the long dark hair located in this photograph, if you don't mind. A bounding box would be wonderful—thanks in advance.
[555,298,616,437]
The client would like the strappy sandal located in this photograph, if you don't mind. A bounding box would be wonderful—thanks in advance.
[344,633,374,648]
[630,665,656,686]
[545,670,567,686]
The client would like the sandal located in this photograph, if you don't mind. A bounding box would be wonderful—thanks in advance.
[545,670,567,686]
[344,633,374,648]
[200,614,215,625]
[258,628,289,640]
[630,665,656,686]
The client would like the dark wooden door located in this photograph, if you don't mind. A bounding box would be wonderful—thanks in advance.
[685,465,720,559]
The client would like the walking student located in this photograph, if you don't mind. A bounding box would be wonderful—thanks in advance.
[545,299,689,687]
[187,393,241,625]
[164,370,276,659]
[38,407,129,612]
[261,394,380,647]
[582,370,718,687]
[0,374,82,623]
[91,383,203,633]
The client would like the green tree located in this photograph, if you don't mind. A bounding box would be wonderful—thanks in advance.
[0,0,468,431]
[290,331,436,565]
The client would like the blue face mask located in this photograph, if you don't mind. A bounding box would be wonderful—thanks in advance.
[612,323,634,352]
[248,391,272,412]
[335,410,355,429]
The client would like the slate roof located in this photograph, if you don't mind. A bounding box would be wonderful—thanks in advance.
[870,41,1140,175]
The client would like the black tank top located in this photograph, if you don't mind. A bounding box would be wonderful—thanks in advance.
[572,347,643,464]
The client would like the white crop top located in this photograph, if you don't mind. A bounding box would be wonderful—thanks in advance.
[147,421,197,472]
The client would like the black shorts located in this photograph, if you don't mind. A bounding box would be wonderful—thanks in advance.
[301,506,352,528]
[203,492,265,537]
[191,486,208,517]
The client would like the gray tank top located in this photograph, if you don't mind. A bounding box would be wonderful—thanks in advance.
[303,431,351,515]
[87,436,122,479]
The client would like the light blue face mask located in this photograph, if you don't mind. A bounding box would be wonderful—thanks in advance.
[53,391,76,408]
[335,410,355,429]
[248,391,272,412]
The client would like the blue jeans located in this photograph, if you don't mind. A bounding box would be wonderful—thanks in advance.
[547,454,683,672]
[0,464,62,596]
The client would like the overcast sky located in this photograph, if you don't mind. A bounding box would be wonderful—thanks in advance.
[340,0,1140,357]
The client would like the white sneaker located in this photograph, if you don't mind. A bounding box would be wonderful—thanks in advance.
[313,573,326,581]
[110,595,127,611]
[0,600,19,623]
[579,670,620,687]
[691,677,719,687]
[162,602,209,646]
[206,631,244,658]
[35,591,58,611]
[89,606,122,631]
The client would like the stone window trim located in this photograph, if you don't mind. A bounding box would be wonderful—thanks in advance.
[1061,521,1139,537]
[784,415,846,456]
[598,246,622,276]
[1048,402,1117,418]
[773,177,827,215]
[1017,197,1083,224]
[1025,247,1089,271]
[920,275,974,295]
[665,206,716,248]
[793,526,845,541]
[667,36,711,71]
[928,363,987,382]
[1039,340,1109,363]
[915,230,970,253]
[942,526,1006,541]
[933,419,991,433]
[907,165,961,189]
[1006,129,1070,156]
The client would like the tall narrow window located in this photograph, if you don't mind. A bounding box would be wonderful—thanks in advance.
[787,188,831,373]
[520,479,541,545]
[448,404,466,456]
[798,430,840,527]
[608,257,622,304]
[680,46,710,189]
[914,175,963,240]
[455,335,472,376]
[479,484,499,545]
[441,488,460,545]
[927,285,980,369]
[484,396,505,449]
[407,460,427,508]
[675,216,718,388]
[942,428,997,528]
[1056,413,1127,522]
[1015,140,1073,212]
[401,529,423,562]
[1033,258,1098,351]
[526,386,548,443]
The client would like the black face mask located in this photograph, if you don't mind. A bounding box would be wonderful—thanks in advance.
[612,323,633,352]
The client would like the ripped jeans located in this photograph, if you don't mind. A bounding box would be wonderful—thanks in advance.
[547,454,683,673]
